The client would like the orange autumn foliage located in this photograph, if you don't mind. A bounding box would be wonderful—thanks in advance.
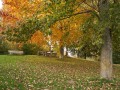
[30,31,46,46]
[51,13,90,47]
[2,0,43,27]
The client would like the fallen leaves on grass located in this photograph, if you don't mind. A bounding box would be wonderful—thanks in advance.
[0,55,119,90]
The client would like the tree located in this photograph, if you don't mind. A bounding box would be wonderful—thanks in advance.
[39,0,120,79]
[98,0,112,80]
[50,14,88,58]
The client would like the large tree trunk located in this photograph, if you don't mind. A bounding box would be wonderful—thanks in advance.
[65,47,68,57]
[100,28,112,80]
[113,0,118,3]
[99,0,113,80]
[59,45,64,59]
[77,49,80,58]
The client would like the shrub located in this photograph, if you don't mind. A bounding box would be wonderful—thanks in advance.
[113,51,120,64]
[22,43,39,55]
[0,40,9,54]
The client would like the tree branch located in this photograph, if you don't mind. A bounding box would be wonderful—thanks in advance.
[84,1,98,12]
[58,10,92,21]
[74,0,86,10]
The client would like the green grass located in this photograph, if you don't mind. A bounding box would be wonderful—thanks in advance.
[0,55,120,90]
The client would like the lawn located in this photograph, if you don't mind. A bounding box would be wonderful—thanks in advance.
[0,55,120,90]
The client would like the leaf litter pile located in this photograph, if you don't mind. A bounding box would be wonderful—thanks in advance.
[0,55,120,90]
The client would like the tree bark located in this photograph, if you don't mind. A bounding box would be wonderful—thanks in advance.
[65,47,68,57]
[77,49,80,58]
[99,0,113,80]
[100,28,113,80]
[113,0,118,3]
[59,45,64,59]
